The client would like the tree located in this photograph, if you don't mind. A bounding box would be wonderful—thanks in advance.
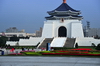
[95,44,100,50]
[94,35,100,39]
[75,43,78,48]
[91,43,96,48]
[10,36,19,41]
[16,42,19,46]
[0,36,8,47]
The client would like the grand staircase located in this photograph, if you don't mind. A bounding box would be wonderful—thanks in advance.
[38,38,53,49]
[63,38,76,48]
[50,37,66,47]
[37,38,76,49]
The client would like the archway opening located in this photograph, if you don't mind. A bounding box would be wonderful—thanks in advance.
[58,26,67,37]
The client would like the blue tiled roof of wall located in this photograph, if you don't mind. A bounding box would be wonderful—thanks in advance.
[52,3,79,12]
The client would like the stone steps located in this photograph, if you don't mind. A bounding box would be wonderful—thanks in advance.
[63,38,76,48]
[38,38,53,49]
[38,38,76,49]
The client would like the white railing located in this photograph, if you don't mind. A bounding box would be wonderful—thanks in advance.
[37,38,45,49]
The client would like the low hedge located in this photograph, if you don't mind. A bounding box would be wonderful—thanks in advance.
[23,52,42,56]
[19,48,100,56]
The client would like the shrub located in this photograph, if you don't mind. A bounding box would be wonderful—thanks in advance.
[95,44,100,50]
[23,52,42,56]
[75,43,78,48]
[91,43,96,48]
[37,51,51,53]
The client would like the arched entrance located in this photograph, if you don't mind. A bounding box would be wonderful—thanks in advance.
[58,26,67,37]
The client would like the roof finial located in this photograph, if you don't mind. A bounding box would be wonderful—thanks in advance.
[63,0,66,3]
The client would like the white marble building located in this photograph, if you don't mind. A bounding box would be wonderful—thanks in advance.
[6,0,100,47]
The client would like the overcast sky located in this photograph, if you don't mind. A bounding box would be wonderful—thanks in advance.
[0,0,100,33]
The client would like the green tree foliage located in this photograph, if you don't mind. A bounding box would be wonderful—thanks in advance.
[10,35,19,41]
[75,43,78,48]
[0,36,8,47]
[10,36,29,41]
[94,35,100,39]
[91,43,96,48]
[95,44,100,50]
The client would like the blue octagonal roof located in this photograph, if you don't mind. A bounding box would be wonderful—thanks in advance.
[49,3,80,12]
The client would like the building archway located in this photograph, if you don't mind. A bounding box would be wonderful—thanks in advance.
[58,26,67,37]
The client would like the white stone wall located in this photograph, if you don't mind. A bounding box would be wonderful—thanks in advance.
[6,41,18,46]
[42,20,84,38]
[75,37,100,46]
[53,20,71,37]
[6,37,43,46]
[19,37,43,46]
[71,22,84,38]
[42,21,54,38]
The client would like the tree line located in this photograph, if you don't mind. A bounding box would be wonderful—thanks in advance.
[0,36,8,47]
[0,36,29,47]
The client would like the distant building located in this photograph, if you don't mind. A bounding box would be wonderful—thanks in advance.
[6,27,18,33]
[35,27,42,37]
[0,32,36,37]
[0,27,36,37]
[0,33,26,37]
[6,27,25,33]
[84,28,100,37]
